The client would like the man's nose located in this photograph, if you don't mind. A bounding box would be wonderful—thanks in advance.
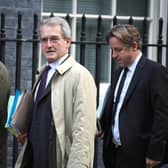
[112,50,118,58]
[46,40,52,47]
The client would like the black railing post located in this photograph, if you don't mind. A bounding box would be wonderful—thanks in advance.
[166,16,168,68]
[157,18,163,64]
[80,15,86,65]
[0,13,6,63]
[50,12,54,17]
[142,17,148,55]
[95,15,102,104]
[110,17,117,87]
[13,12,22,168]
[32,14,39,87]
[65,14,71,55]
[94,15,103,168]
[128,16,133,25]
[113,16,117,26]
[65,14,71,25]
[15,12,22,90]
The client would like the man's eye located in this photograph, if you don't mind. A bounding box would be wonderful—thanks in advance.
[41,36,61,43]
[113,48,123,52]
[116,48,122,52]
[41,38,48,43]
[50,37,59,42]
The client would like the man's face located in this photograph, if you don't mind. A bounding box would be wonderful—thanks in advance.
[109,37,135,67]
[40,25,71,63]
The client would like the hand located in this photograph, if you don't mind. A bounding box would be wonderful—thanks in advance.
[146,158,160,168]
[16,133,27,145]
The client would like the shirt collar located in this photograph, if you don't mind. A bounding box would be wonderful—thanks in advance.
[128,51,142,72]
[48,53,69,70]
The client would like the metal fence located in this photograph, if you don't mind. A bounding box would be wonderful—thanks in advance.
[0,12,168,168]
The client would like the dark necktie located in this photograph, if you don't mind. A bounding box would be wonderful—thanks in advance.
[35,65,51,102]
[113,68,128,114]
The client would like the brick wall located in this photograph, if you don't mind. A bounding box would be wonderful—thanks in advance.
[0,0,41,167]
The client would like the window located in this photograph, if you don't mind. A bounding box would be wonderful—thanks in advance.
[42,0,167,82]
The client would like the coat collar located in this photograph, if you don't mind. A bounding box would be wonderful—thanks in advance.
[33,55,76,93]
[56,55,76,75]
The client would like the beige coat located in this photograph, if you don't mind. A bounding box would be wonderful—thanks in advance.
[15,56,97,168]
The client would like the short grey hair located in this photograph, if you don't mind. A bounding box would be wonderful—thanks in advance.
[40,16,71,39]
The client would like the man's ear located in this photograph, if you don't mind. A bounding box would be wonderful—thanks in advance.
[131,42,138,51]
[65,38,71,44]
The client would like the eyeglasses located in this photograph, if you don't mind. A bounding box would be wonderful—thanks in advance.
[41,36,63,44]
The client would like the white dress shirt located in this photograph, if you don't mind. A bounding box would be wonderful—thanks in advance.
[112,52,142,145]
[46,54,69,87]
[34,54,69,101]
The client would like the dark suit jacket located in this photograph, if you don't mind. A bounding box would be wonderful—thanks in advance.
[19,68,54,168]
[100,55,168,167]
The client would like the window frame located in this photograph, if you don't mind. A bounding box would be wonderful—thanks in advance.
[41,0,168,69]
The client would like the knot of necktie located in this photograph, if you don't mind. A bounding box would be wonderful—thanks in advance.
[35,65,51,102]
[44,65,51,72]
[123,67,128,74]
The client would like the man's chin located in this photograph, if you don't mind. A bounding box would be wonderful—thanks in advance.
[45,56,55,63]
[46,56,59,63]
[46,53,56,57]
[117,62,123,67]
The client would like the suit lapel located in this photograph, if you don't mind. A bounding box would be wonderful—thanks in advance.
[111,68,122,123]
[32,66,46,95]
[122,56,146,107]
[33,70,59,104]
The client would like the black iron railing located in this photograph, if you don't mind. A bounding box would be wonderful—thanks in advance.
[0,12,168,168]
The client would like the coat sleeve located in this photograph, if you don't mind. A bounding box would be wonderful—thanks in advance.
[99,85,113,132]
[147,65,168,161]
[67,68,97,168]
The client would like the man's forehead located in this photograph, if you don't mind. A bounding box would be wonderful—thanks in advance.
[40,25,62,36]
